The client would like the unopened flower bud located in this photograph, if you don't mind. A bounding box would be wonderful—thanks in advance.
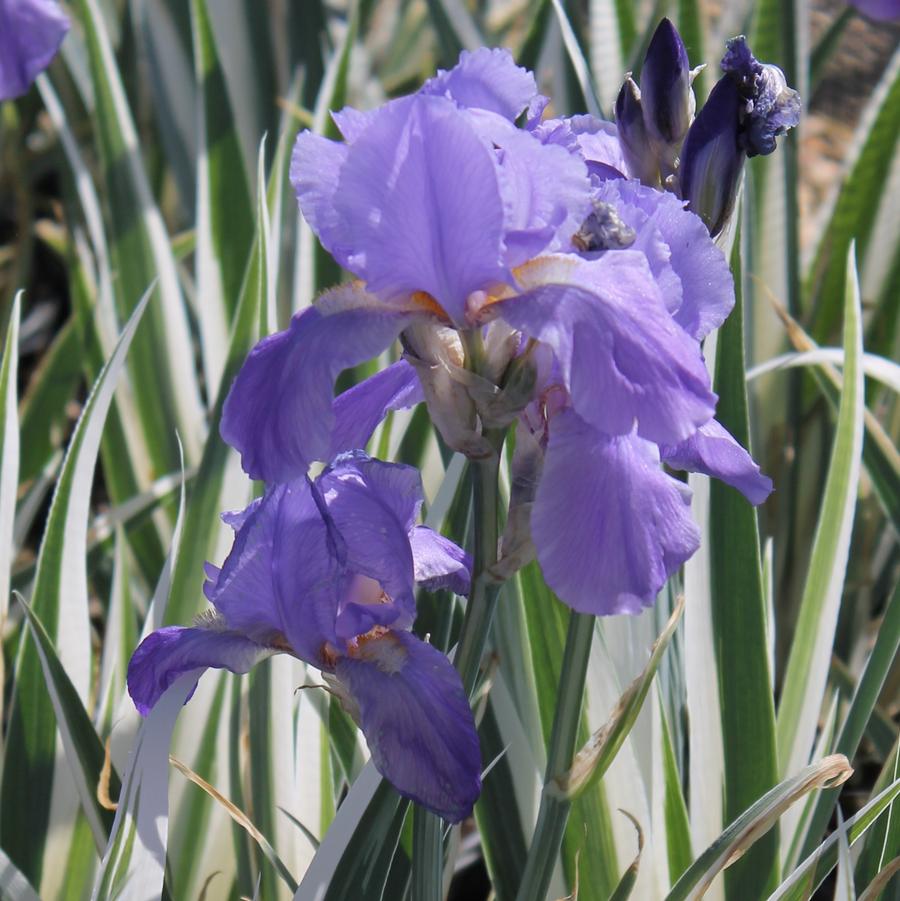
[615,77,659,186]
[640,18,694,150]
[679,75,743,237]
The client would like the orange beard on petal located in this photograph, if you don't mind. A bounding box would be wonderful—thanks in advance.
[411,290,450,320]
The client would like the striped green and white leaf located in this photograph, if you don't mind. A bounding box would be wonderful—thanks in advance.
[771,774,900,901]
[77,0,205,466]
[777,247,865,820]
[666,755,853,901]
[191,0,254,392]
[15,594,119,853]
[0,848,41,901]
[710,229,780,898]
[93,675,196,901]
[0,293,21,738]
[806,45,900,343]
[0,290,150,891]
[792,580,900,865]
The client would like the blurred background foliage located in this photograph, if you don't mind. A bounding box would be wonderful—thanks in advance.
[0,0,897,899]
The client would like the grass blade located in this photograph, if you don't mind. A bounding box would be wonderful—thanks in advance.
[857,855,900,901]
[666,755,853,901]
[92,676,197,901]
[190,0,254,391]
[163,138,276,627]
[835,809,857,901]
[169,753,298,893]
[794,580,900,864]
[0,292,20,735]
[771,775,900,901]
[293,763,407,901]
[777,246,865,783]
[0,290,150,885]
[806,47,900,343]
[552,598,684,802]
[549,0,603,118]
[77,0,205,463]
[710,228,780,897]
[15,594,120,852]
[0,848,41,901]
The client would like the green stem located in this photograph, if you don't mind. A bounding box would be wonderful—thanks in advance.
[515,611,595,901]
[453,438,504,696]
[411,330,505,899]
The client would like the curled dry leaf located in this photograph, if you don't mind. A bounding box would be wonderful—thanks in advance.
[551,595,685,800]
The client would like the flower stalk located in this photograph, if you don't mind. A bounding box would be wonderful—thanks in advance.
[411,330,507,898]
[515,610,595,901]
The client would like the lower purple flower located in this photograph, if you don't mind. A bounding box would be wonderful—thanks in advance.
[127,452,480,823]
[0,0,69,101]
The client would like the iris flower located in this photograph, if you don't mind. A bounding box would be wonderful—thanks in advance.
[221,48,772,616]
[0,0,69,100]
[127,452,480,823]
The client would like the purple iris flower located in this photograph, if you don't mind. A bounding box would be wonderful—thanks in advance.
[0,0,69,101]
[127,452,480,823]
[222,48,772,616]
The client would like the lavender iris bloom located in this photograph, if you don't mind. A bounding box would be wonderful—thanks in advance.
[222,48,772,616]
[127,452,480,823]
[0,0,69,100]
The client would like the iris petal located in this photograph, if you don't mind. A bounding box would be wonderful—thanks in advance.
[208,481,340,665]
[0,0,69,100]
[334,94,510,323]
[203,494,282,643]
[127,626,271,716]
[329,360,425,459]
[421,47,540,121]
[660,419,773,505]
[532,409,700,614]
[320,455,423,637]
[501,253,717,445]
[335,630,481,822]
[290,131,353,270]
[220,283,418,482]
[410,526,472,595]
[469,113,592,265]
[594,179,735,340]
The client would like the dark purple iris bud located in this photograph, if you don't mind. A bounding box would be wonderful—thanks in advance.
[679,75,743,237]
[721,36,801,158]
[640,18,693,149]
[615,76,659,185]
